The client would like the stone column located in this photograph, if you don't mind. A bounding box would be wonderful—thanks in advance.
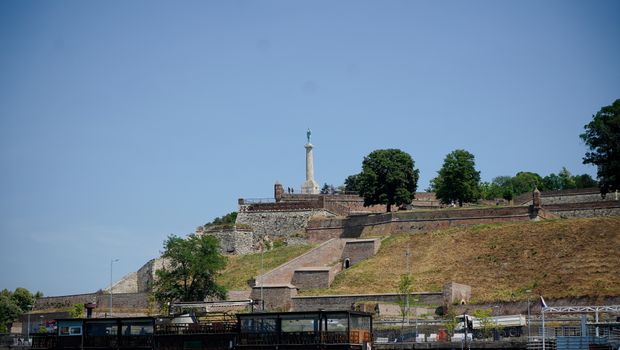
[301,143,319,194]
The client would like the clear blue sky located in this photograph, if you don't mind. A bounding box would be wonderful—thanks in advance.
[1,1,618,297]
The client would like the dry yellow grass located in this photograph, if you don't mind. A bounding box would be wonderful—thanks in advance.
[300,217,620,302]
[217,244,315,290]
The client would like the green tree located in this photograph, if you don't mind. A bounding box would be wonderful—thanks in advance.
[431,149,481,206]
[581,99,620,197]
[573,173,597,188]
[0,294,22,333]
[343,174,361,193]
[511,172,543,195]
[443,308,458,336]
[397,274,413,338]
[320,183,336,194]
[542,173,562,191]
[68,304,83,318]
[11,288,34,312]
[153,234,227,306]
[357,149,419,212]
[471,308,494,339]
[558,167,577,190]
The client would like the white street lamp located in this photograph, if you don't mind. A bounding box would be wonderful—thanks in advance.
[110,258,119,317]
[26,304,32,345]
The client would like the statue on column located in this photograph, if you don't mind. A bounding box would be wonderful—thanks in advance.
[307,128,311,144]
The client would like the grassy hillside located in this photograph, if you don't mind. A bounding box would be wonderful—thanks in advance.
[217,244,315,290]
[300,217,620,302]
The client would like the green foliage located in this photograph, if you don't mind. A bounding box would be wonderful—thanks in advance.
[68,304,83,318]
[397,274,413,319]
[480,176,514,200]
[443,308,458,335]
[153,234,227,306]
[581,99,620,196]
[0,287,36,332]
[205,212,238,228]
[147,294,157,316]
[320,183,336,194]
[432,149,481,206]
[38,325,47,333]
[397,274,413,338]
[343,174,361,193]
[357,149,420,212]
[511,172,543,195]
[11,288,34,312]
[471,308,495,338]
[574,174,597,188]
[0,294,22,332]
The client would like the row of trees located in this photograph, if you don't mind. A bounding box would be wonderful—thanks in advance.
[342,99,619,209]
[479,168,597,201]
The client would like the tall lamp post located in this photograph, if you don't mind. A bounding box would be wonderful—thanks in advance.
[26,304,32,345]
[110,258,119,317]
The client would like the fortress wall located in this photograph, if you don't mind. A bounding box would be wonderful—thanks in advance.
[307,207,536,241]
[108,272,138,294]
[236,209,332,239]
[250,285,297,311]
[544,201,620,218]
[291,268,333,290]
[137,258,167,293]
[306,218,346,243]
[35,293,100,310]
[515,187,614,206]
[341,239,381,266]
[291,292,444,312]
[204,227,254,255]
[35,292,149,311]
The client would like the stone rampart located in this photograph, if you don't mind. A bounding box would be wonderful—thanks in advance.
[250,285,298,311]
[443,282,471,305]
[108,272,138,294]
[137,258,166,293]
[544,201,620,218]
[291,292,444,312]
[203,226,254,255]
[306,207,537,239]
[341,239,381,266]
[291,268,335,290]
[514,187,616,206]
[35,292,150,311]
[236,209,332,239]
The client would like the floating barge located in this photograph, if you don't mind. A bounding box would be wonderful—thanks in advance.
[30,310,373,350]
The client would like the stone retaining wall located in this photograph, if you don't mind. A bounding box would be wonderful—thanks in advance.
[514,187,616,205]
[306,207,537,240]
[35,292,150,311]
[544,201,620,218]
[203,227,254,255]
[291,268,335,290]
[236,209,333,239]
[291,292,444,312]
[341,239,381,266]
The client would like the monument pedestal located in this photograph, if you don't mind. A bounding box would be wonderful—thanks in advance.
[301,179,320,194]
[301,142,320,194]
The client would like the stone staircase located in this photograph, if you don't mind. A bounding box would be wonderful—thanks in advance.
[256,238,347,286]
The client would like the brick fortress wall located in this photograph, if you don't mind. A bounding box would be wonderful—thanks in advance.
[306,206,540,240]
